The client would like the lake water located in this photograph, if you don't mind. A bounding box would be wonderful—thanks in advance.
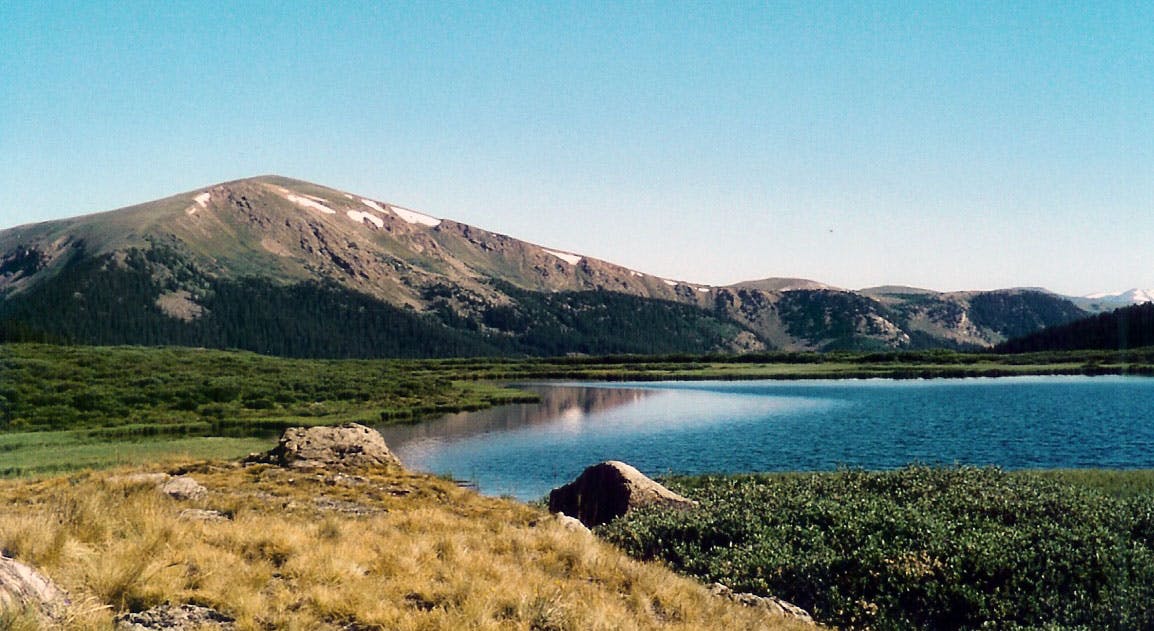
[377,376,1154,501]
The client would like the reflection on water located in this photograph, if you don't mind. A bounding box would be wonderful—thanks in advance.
[378,377,1154,502]
[378,384,655,449]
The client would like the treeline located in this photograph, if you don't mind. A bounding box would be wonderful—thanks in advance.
[996,303,1154,353]
[0,246,756,358]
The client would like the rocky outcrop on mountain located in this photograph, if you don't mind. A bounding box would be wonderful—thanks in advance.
[0,555,69,622]
[548,460,696,528]
[115,603,236,630]
[708,582,814,625]
[250,423,402,469]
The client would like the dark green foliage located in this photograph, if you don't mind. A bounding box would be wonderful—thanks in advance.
[997,303,1154,353]
[777,290,894,350]
[601,467,1154,630]
[0,245,753,358]
[487,284,754,356]
[0,344,520,435]
[969,292,1087,341]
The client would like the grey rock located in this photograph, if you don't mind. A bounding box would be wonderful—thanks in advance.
[708,583,814,625]
[0,555,69,621]
[115,603,236,630]
[251,423,402,469]
[160,476,208,501]
[178,508,229,522]
[547,460,696,528]
[553,512,591,534]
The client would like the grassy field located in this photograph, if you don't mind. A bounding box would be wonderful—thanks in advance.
[0,460,814,630]
[5,342,1154,628]
[4,343,1154,476]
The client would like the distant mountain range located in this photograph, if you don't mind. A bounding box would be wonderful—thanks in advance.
[0,176,1092,357]
[1071,289,1154,312]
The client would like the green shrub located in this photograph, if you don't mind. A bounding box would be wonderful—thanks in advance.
[600,466,1154,630]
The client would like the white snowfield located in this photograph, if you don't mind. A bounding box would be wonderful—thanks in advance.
[697,287,710,292]
[346,210,384,228]
[1084,288,1154,303]
[360,198,387,214]
[543,249,582,265]
[285,194,336,215]
[186,192,211,215]
[389,205,441,227]
[630,271,643,277]
[662,279,677,287]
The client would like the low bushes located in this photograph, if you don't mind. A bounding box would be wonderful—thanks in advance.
[601,466,1154,630]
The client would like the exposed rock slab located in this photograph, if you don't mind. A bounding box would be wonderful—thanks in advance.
[160,476,208,501]
[0,555,69,621]
[251,423,402,469]
[548,460,696,528]
[108,472,207,501]
[115,603,236,630]
[708,582,814,625]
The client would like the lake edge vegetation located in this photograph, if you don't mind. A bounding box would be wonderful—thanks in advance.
[5,343,1154,476]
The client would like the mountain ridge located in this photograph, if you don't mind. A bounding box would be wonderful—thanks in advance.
[0,175,1090,356]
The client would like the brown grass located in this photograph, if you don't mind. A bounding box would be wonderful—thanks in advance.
[0,462,814,630]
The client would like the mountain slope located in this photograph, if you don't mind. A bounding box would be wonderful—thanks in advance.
[0,176,1088,356]
[995,303,1154,353]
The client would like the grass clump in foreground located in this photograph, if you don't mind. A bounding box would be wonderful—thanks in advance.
[0,461,813,630]
[601,466,1154,630]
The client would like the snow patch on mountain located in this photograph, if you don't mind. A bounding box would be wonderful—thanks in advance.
[662,279,677,287]
[186,192,211,215]
[1083,289,1154,304]
[389,205,441,227]
[543,249,582,265]
[360,198,386,214]
[285,194,335,215]
[346,210,384,228]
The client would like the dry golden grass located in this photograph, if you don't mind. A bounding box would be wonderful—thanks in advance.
[0,462,814,630]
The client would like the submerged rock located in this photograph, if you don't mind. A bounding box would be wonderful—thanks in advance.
[548,460,696,528]
[250,423,402,469]
[0,555,69,622]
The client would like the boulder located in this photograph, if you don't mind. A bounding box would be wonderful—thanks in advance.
[708,583,814,625]
[547,460,695,528]
[0,555,69,621]
[160,476,208,501]
[253,423,402,469]
[115,603,236,630]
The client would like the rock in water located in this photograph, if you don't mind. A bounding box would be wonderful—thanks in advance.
[548,460,696,527]
[255,423,402,469]
[0,555,69,621]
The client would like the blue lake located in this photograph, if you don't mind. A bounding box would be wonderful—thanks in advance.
[377,376,1154,501]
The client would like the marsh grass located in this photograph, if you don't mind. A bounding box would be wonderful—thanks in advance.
[0,462,812,630]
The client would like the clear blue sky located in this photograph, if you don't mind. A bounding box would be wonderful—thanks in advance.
[2,1,1152,295]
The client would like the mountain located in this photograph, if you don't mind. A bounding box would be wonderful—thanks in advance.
[995,302,1154,353]
[0,176,1089,357]
[1070,289,1154,313]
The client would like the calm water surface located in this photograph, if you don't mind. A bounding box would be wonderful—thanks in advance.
[377,376,1154,501]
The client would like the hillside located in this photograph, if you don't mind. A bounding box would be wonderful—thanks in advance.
[995,302,1154,353]
[0,176,1088,356]
[0,459,813,630]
